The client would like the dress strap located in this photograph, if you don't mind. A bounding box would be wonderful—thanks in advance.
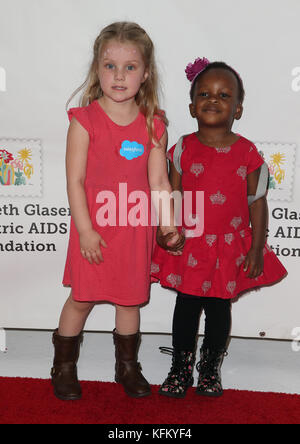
[248,162,269,205]
[173,135,188,175]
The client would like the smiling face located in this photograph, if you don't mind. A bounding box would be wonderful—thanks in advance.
[97,39,149,105]
[189,68,243,129]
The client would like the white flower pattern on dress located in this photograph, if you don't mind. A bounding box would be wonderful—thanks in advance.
[187,254,198,268]
[226,281,237,295]
[225,233,235,245]
[206,235,217,247]
[202,281,212,294]
[166,274,182,288]
[190,163,204,177]
[230,217,242,230]
[215,146,231,154]
[185,230,196,238]
[210,191,227,205]
[151,263,160,273]
[236,254,246,267]
[237,165,247,180]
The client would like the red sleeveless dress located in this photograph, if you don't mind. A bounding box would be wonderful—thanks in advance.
[63,100,165,304]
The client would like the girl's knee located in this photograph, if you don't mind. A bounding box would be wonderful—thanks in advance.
[115,304,139,313]
[69,297,95,313]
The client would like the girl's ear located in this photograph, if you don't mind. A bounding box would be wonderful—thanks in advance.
[189,103,196,118]
[235,104,243,120]
[142,70,149,83]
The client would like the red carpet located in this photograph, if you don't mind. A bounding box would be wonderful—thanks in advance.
[0,377,299,424]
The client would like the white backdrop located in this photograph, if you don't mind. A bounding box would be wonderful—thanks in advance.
[0,0,299,339]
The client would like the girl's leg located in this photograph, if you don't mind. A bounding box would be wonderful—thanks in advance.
[51,292,94,401]
[202,297,232,351]
[196,297,232,397]
[115,304,140,335]
[160,292,202,398]
[58,292,95,337]
[113,304,150,398]
[172,292,203,351]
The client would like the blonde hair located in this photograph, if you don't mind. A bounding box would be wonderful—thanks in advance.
[67,21,168,142]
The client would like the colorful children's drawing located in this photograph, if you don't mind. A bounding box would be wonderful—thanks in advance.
[256,142,296,202]
[0,139,42,197]
[0,148,33,186]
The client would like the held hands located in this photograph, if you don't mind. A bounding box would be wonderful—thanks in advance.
[156,226,185,256]
[243,247,264,279]
[79,229,107,265]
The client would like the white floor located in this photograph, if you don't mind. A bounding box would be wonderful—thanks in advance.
[0,330,299,395]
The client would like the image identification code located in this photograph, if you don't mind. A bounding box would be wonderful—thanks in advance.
[108,428,192,441]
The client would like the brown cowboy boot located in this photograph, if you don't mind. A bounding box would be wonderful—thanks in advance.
[51,329,83,401]
[113,329,151,398]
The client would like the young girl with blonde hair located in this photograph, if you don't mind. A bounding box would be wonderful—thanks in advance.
[51,21,183,401]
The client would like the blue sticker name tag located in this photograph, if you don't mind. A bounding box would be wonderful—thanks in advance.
[120,140,144,160]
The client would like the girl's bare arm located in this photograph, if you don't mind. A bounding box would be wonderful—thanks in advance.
[148,130,184,252]
[66,119,107,264]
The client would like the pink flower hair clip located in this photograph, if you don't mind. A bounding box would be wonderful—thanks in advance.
[185,57,210,85]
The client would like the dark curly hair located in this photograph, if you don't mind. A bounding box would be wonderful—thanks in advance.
[190,62,245,104]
